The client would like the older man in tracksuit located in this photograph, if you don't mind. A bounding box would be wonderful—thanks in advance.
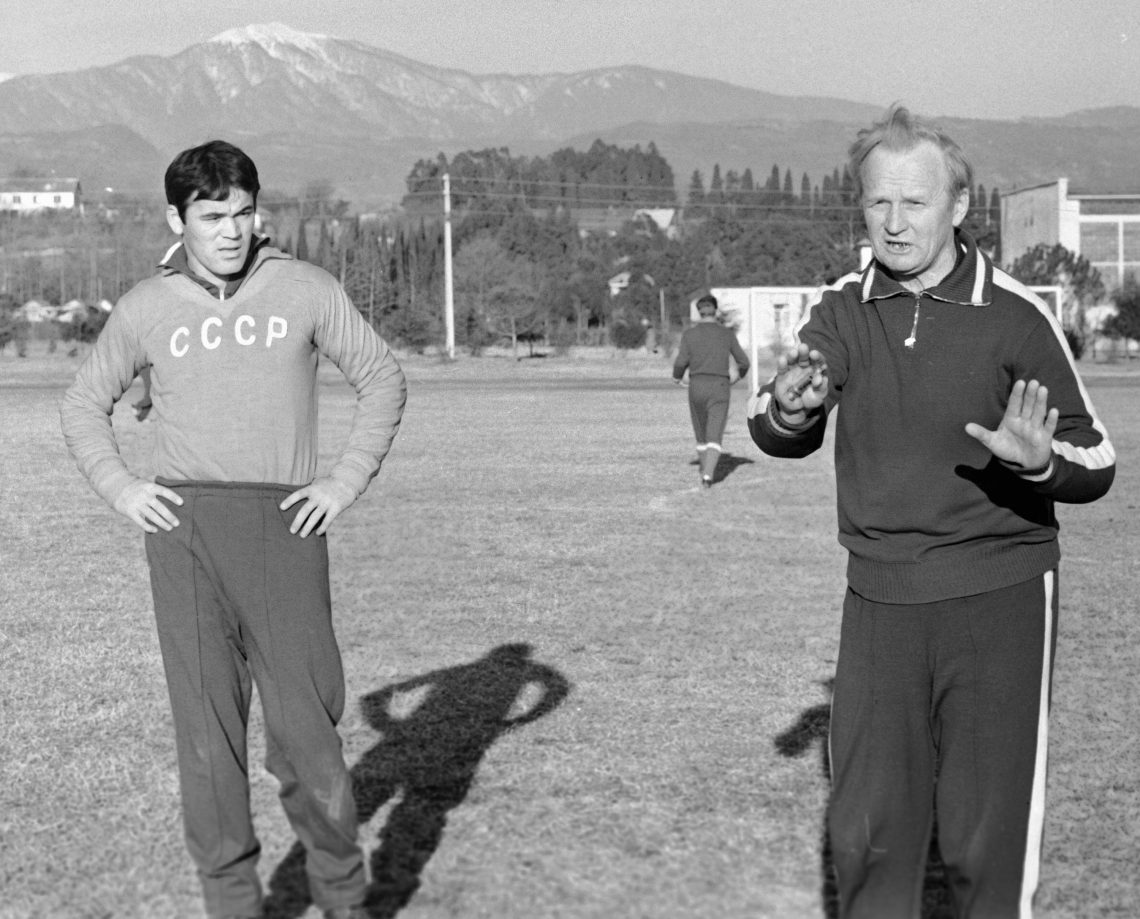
[750,105,1114,918]
[61,140,406,919]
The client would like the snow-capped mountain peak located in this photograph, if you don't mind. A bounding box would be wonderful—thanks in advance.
[209,22,329,57]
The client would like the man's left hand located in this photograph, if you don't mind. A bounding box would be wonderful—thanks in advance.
[965,379,1057,472]
[280,478,358,537]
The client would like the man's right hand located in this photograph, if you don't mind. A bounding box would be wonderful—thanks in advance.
[113,480,183,533]
[774,344,829,422]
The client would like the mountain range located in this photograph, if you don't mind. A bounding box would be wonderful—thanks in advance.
[1,22,1138,209]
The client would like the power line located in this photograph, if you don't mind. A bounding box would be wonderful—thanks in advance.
[400,188,869,214]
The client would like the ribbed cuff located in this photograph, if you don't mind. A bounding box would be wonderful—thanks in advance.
[767,396,821,435]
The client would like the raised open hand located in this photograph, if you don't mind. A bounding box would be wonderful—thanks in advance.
[965,379,1057,472]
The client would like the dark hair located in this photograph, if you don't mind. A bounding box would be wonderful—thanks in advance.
[848,103,972,203]
[164,140,260,218]
[696,294,718,311]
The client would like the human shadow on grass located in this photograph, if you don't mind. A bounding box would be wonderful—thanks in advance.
[776,679,953,919]
[262,643,571,919]
[686,452,755,484]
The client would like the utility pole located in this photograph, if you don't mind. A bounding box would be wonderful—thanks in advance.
[443,173,455,359]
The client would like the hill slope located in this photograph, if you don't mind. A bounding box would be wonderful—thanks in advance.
[1,23,1137,205]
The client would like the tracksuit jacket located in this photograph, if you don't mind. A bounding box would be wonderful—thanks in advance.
[749,229,1115,603]
[61,240,406,501]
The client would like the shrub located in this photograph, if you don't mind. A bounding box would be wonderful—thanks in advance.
[0,315,31,356]
[547,320,577,356]
[386,309,436,355]
[611,322,647,351]
[1064,327,1086,360]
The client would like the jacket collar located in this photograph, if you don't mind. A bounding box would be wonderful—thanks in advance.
[158,236,287,300]
[859,229,991,306]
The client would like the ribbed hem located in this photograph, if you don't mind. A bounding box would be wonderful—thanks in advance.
[155,477,299,496]
[846,539,1061,604]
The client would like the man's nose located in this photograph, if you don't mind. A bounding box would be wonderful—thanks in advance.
[220,216,241,237]
[884,204,906,234]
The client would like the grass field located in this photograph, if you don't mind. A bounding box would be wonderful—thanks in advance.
[1,344,1137,919]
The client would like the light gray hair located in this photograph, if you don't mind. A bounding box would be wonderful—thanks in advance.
[848,103,973,202]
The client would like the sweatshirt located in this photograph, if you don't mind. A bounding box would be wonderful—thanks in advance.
[748,230,1115,604]
[673,320,751,380]
[61,242,407,507]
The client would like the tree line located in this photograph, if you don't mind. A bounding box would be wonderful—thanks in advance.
[402,140,678,213]
[687,161,1002,255]
[13,138,1129,362]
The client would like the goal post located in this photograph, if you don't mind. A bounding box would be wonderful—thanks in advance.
[1027,285,1064,323]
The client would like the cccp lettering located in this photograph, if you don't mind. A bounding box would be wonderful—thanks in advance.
[170,315,289,357]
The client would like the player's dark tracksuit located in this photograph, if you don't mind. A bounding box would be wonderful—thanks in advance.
[749,230,1115,918]
[61,240,407,917]
[673,320,750,481]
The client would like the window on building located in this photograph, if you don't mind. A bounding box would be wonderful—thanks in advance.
[53,195,62,204]
[1122,223,1140,260]
[12,195,20,204]
[1080,222,1118,262]
[1079,199,1140,216]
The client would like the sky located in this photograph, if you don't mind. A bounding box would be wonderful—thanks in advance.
[2,0,1138,121]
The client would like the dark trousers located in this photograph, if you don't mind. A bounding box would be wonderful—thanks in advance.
[145,481,366,918]
[828,573,1058,919]
[687,374,731,445]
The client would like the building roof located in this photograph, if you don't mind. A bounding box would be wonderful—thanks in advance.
[1002,177,1140,199]
[0,178,81,194]
[633,208,677,231]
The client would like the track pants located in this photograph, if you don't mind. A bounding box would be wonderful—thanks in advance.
[687,373,731,447]
[828,572,1058,919]
[145,481,366,919]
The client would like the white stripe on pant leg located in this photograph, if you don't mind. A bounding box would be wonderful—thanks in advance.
[706,442,722,452]
[1020,569,1055,919]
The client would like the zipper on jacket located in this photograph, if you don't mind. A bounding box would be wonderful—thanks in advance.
[904,290,922,349]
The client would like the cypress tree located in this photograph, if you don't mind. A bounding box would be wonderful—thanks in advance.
[686,170,706,217]
[296,218,309,262]
[709,164,724,205]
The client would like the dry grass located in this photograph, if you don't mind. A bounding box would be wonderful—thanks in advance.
[1,344,1136,918]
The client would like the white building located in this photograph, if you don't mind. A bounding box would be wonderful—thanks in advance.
[0,178,83,214]
[1001,178,1140,291]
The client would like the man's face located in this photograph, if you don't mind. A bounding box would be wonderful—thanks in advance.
[166,188,256,285]
[860,141,969,289]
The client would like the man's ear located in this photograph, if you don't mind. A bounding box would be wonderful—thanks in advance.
[951,187,970,227]
[165,204,184,236]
